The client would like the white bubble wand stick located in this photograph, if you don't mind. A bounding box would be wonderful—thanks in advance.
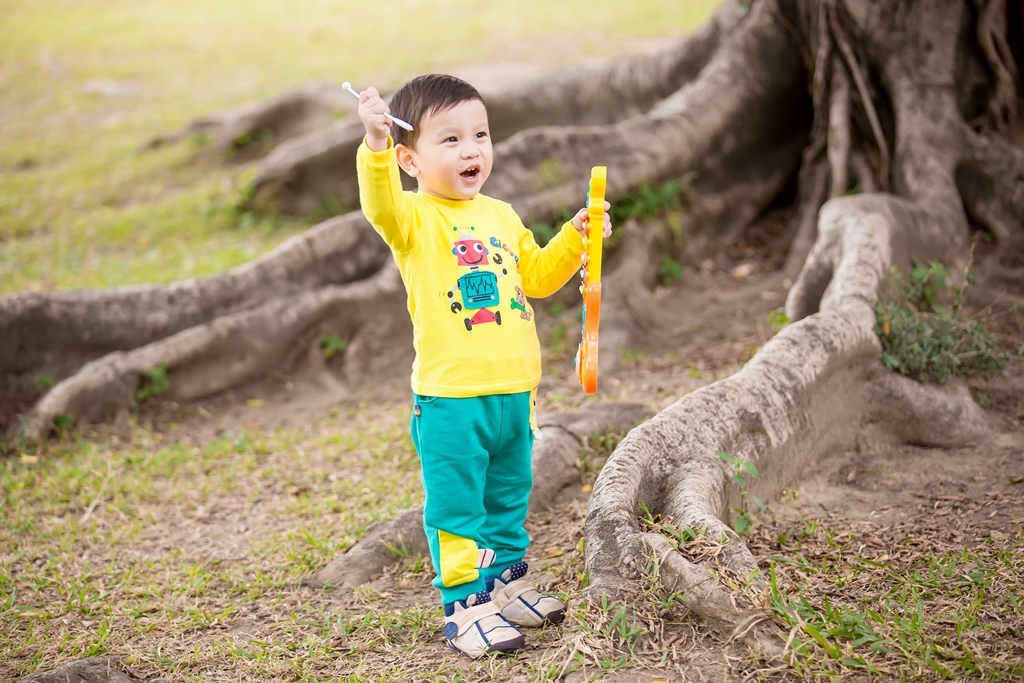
[342,81,414,131]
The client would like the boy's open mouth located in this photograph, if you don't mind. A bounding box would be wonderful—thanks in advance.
[460,166,480,180]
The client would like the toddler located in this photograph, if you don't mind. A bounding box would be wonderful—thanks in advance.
[354,73,611,658]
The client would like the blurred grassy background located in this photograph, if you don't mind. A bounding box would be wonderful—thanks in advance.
[0,0,720,294]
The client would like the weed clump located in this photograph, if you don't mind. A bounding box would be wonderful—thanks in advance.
[874,259,1009,384]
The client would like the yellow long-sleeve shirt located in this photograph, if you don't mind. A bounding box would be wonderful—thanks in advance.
[357,140,585,397]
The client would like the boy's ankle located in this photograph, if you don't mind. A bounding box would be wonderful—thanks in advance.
[489,562,566,628]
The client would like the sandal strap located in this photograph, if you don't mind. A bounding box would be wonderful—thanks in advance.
[447,601,502,637]
[493,578,537,606]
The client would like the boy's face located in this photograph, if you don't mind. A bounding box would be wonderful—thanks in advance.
[396,99,492,201]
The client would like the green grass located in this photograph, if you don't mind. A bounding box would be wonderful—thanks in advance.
[0,407,429,680]
[755,517,1024,681]
[0,0,720,295]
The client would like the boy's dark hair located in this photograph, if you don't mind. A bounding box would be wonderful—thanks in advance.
[389,74,484,148]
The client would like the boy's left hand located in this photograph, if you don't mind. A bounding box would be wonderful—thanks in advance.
[570,202,613,238]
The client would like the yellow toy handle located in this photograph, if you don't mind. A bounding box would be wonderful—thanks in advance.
[575,166,606,394]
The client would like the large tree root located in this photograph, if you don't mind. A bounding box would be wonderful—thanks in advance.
[485,0,808,225]
[142,84,350,159]
[305,403,651,589]
[10,262,408,440]
[0,214,389,398]
[582,0,1021,658]
[958,126,1024,246]
[583,194,991,657]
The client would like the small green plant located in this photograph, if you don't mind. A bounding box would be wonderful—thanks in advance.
[549,321,569,356]
[657,256,685,285]
[136,365,171,403]
[319,333,348,361]
[767,307,789,333]
[875,258,1009,384]
[34,373,56,391]
[609,176,694,225]
[529,176,696,249]
[594,595,646,656]
[53,412,75,433]
[535,157,569,189]
[620,348,644,365]
[716,449,766,535]
[546,302,566,316]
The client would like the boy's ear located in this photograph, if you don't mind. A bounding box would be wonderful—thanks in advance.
[395,144,420,177]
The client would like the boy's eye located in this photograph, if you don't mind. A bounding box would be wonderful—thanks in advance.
[476,131,488,139]
[445,136,458,143]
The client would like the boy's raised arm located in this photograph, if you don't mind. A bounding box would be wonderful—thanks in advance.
[354,85,413,253]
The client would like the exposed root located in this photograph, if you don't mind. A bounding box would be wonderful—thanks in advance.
[587,182,988,658]
[142,84,349,158]
[244,121,367,216]
[972,0,1018,130]
[957,126,1024,245]
[11,264,406,441]
[866,370,990,447]
[849,150,878,193]
[489,0,807,221]
[827,59,852,196]
[782,159,829,280]
[14,656,136,683]
[0,214,389,398]
[804,0,833,164]
[828,1,890,191]
[305,507,426,590]
[484,0,742,138]
[642,533,785,657]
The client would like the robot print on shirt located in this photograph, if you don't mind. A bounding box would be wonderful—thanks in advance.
[446,226,508,331]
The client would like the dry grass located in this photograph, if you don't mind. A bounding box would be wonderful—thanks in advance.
[5,385,1021,682]
[749,503,1024,681]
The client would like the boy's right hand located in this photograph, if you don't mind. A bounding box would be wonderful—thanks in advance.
[357,86,392,152]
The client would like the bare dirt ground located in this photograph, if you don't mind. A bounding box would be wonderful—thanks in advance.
[134,217,1022,682]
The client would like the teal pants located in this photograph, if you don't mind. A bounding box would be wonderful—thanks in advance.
[410,391,534,604]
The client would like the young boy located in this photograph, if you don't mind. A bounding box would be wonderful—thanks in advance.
[354,74,611,658]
